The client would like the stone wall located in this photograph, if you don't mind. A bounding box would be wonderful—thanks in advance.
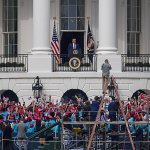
[0,72,149,105]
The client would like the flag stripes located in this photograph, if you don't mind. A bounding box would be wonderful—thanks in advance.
[50,21,60,63]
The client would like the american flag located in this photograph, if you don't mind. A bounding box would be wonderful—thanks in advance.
[87,21,95,63]
[50,21,60,63]
[87,22,94,50]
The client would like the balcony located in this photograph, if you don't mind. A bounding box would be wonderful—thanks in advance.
[0,54,28,72]
[122,54,150,72]
[52,54,97,72]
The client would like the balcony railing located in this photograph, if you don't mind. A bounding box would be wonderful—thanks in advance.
[0,54,28,72]
[52,54,97,72]
[121,54,150,72]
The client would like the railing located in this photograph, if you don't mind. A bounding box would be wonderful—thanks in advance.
[0,121,62,150]
[28,121,62,150]
[28,121,61,140]
[52,54,97,72]
[0,120,149,150]
[0,54,28,72]
[122,54,150,72]
[63,121,150,150]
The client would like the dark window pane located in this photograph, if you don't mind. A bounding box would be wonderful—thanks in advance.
[137,19,141,31]
[127,33,130,44]
[14,33,17,44]
[131,7,136,19]
[9,45,14,55]
[8,0,13,6]
[131,45,135,54]
[136,33,140,44]
[3,0,8,6]
[131,33,135,44]
[8,20,13,31]
[127,6,131,18]
[137,0,141,6]
[132,0,137,6]
[77,18,84,30]
[14,7,17,19]
[127,19,131,31]
[4,46,9,55]
[3,20,7,32]
[9,33,17,45]
[137,7,140,18]
[69,18,76,30]
[61,18,68,30]
[8,0,17,6]
[127,0,131,5]
[127,45,131,55]
[132,19,136,31]
[3,7,8,19]
[136,45,140,54]
[9,34,14,44]
[77,0,84,5]
[4,34,8,46]
[77,6,84,17]
[69,6,76,17]
[14,20,18,31]
[13,0,18,6]
[60,0,85,31]
[8,7,14,19]
[69,0,76,5]
[61,5,68,17]
[61,0,68,5]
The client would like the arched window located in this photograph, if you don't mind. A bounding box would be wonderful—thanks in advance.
[2,0,18,57]
[127,0,141,55]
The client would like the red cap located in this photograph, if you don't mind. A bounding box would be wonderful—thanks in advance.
[131,111,135,115]
[30,124,34,127]
[134,114,138,119]
[27,116,32,121]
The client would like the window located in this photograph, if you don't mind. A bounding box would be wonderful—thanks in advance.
[60,0,85,31]
[60,0,85,55]
[2,0,18,57]
[127,0,141,55]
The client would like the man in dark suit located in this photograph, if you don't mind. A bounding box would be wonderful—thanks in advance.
[17,119,27,150]
[3,121,14,150]
[68,38,81,58]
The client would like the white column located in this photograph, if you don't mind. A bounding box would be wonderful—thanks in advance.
[32,0,51,54]
[97,0,117,54]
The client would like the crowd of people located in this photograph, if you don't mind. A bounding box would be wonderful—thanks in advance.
[0,91,149,150]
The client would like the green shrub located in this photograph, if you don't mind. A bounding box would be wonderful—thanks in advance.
[0,62,25,67]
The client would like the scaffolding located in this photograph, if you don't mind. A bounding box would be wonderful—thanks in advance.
[62,76,150,150]
[63,120,150,150]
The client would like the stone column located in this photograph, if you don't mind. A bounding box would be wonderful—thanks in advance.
[32,0,50,54]
[28,0,52,72]
[97,0,117,54]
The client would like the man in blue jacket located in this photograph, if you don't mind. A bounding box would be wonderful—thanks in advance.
[90,96,100,121]
[68,38,81,58]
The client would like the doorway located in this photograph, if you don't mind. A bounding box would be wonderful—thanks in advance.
[61,89,88,103]
[60,32,84,55]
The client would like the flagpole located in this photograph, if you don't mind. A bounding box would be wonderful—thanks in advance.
[51,17,60,64]
[86,17,90,55]
[53,17,56,20]
[53,17,56,28]
[87,16,90,24]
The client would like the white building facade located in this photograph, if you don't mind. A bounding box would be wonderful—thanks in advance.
[0,0,150,103]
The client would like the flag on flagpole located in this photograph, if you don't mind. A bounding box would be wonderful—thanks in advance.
[87,21,95,63]
[50,21,60,64]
